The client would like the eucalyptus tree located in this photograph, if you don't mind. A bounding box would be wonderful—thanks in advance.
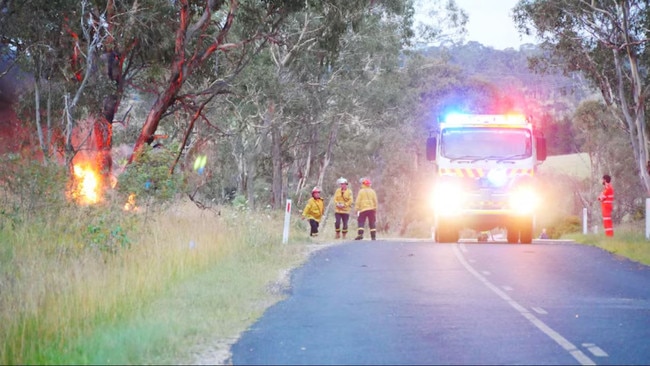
[573,100,645,220]
[513,0,650,194]
[202,0,418,209]
[0,0,89,162]
[283,1,417,201]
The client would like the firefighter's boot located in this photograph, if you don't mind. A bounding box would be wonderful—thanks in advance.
[342,232,347,239]
[335,231,341,239]
[355,228,364,240]
[371,231,376,241]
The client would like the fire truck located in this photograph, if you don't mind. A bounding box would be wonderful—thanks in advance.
[426,113,547,244]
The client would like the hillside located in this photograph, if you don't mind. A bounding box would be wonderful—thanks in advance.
[538,153,591,179]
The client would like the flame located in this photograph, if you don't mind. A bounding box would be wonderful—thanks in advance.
[68,157,137,210]
[69,162,103,205]
[124,193,137,211]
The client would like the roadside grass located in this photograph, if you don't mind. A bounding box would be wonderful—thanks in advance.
[0,198,316,365]
[564,221,650,266]
[4,176,650,365]
[539,152,591,179]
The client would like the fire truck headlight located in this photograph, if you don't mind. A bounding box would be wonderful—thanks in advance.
[509,187,539,214]
[433,182,465,215]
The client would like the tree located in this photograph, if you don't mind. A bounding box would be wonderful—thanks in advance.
[513,0,650,194]
[573,100,645,222]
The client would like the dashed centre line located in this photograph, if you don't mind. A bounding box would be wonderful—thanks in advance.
[453,245,597,366]
[531,306,548,315]
[583,343,609,357]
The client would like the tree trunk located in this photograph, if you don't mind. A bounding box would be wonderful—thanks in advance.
[129,78,182,163]
[296,138,312,204]
[46,83,52,161]
[271,124,283,209]
[93,117,113,180]
[34,78,45,156]
[316,118,339,189]
[129,0,189,163]
[611,48,650,195]
[129,0,239,164]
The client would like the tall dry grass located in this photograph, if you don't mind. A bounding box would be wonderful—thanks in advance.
[0,198,311,364]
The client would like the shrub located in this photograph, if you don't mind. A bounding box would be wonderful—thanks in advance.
[547,215,582,238]
[116,145,185,210]
[0,154,69,224]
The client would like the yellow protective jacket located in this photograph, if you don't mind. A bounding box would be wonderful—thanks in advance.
[302,197,324,222]
[355,186,378,213]
[333,188,354,214]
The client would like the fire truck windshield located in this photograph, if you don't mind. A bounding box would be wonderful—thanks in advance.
[441,127,532,160]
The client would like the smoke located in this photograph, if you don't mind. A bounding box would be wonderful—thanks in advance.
[111,143,134,178]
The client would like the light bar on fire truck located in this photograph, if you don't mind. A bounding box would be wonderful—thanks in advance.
[442,113,528,127]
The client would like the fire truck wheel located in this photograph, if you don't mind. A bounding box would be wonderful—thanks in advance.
[506,225,519,244]
[435,223,459,243]
[519,225,533,244]
[516,216,534,244]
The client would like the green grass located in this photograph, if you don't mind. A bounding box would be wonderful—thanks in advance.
[0,198,315,365]
[564,221,650,266]
[538,153,650,265]
[539,152,591,179]
[3,187,650,365]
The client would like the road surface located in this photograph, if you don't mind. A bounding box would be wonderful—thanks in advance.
[230,239,650,365]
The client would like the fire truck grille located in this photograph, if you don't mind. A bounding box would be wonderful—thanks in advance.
[468,200,508,209]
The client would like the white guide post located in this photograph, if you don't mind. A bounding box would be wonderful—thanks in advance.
[646,198,650,240]
[282,199,292,244]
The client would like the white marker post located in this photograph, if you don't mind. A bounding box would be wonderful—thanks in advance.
[582,207,588,235]
[646,198,650,240]
[282,199,292,244]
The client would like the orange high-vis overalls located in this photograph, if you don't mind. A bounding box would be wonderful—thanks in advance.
[598,182,614,237]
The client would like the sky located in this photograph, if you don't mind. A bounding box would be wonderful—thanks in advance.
[417,0,537,50]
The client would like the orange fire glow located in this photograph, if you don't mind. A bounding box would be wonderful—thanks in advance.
[124,193,137,211]
[69,162,103,205]
[68,158,137,210]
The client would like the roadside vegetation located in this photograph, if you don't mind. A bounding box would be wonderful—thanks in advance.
[566,222,650,267]
[0,164,317,364]
[2,154,650,365]
[2,0,650,364]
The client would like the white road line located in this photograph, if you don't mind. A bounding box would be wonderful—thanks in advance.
[502,286,513,291]
[453,245,596,366]
[459,243,468,253]
[531,307,548,315]
[582,343,609,357]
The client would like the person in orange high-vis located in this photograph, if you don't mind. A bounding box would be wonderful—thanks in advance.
[597,174,614,237]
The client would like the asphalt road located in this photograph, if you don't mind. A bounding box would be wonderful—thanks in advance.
[230,239,650,365]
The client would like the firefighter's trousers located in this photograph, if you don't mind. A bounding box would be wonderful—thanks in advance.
[601,203,614,237]
[356,209,377,240]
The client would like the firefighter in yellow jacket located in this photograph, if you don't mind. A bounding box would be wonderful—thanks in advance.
[302,186,324,237]
[355,177,378,240]
[333,177,353,239]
